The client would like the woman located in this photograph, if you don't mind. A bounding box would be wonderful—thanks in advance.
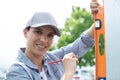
[5,1,99,80]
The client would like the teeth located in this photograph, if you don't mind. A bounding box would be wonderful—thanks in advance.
[38,45,46,48]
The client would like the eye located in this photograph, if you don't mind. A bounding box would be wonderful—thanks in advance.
[34,30,42,35]
[48,33,54,38]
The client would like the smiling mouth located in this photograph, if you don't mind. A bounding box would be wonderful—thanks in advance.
[37,44,47,50]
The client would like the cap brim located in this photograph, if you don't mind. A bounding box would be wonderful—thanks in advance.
[31,23,60,37]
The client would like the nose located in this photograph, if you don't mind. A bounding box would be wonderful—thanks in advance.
[40,35,48,43]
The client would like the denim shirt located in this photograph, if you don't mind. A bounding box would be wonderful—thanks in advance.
[5,31,94,80]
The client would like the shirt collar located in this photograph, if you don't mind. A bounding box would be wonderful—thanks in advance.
[17,48,38,70]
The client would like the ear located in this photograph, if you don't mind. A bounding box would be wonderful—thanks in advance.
[23,28,28,38]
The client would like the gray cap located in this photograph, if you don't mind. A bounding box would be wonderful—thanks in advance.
[26,12,60,36]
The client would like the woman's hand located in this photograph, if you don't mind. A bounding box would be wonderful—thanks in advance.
[90,0,99,14]
[61,52,78,80]
[87,0,99,38]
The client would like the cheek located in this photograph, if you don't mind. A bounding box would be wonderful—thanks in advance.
[48,39,54,46]
[26,34,36,46]
[26,37,32,47]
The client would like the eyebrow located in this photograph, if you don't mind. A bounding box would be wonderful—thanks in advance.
[33,27,42,30]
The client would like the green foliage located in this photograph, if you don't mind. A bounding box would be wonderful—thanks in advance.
[58,7,93,46]
[59,6,94,67]
[50,6,95,67]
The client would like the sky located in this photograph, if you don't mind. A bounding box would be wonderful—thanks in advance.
[0,0,91,69]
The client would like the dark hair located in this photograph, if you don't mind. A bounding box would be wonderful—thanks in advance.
[25,26,31,31]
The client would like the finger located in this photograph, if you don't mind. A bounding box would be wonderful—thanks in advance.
[72,58,79,64]
[91,8,99,14]
[71,53,78,58]
[74,58,79,64]
[90,2,99,8]
[92,0,95,1]
[66,52,77,58]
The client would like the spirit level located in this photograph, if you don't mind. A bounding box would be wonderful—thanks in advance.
[93,0,106,80]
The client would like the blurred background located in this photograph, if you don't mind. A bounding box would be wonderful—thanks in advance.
[0,0,96,80]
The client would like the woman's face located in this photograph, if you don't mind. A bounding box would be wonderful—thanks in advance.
[23,25,55,56]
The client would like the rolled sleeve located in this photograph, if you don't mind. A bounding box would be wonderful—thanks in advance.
[51,30,94,59]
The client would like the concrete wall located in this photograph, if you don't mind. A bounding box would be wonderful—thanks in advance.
[104,0,120,80]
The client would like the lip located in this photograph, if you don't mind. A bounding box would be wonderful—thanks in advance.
[36,44,47,51]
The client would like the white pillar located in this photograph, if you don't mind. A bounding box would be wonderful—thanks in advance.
[104,0,120,80]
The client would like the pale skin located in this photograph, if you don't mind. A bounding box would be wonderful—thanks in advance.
[60,53,79,80]
[23,26,55,71]
[23,1,99,80]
